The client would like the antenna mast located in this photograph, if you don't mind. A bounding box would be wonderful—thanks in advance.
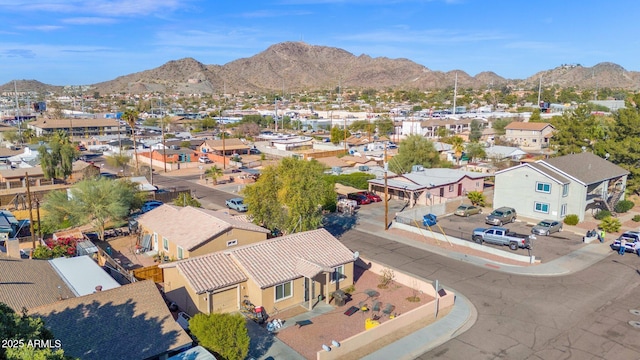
[452,72,457,116]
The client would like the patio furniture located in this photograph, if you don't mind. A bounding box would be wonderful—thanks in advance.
[372,300,381,313]
[344,306,359,316]
[382,303,395,317]
[295,320,313,328]
[364,289,380,299]
[332,289,349,306]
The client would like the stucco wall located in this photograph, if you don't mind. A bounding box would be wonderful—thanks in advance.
[163,266,202,316]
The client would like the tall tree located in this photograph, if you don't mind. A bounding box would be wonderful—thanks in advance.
[469,119,483,142]
[38,130,77,180]
[105,153,131,175]
[244,158,334,234]
[42,178,143,240]
[122,109,140,174]
[444,136,465,164]
[389,134,441,174]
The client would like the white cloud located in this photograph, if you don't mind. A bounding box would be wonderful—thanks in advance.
[15,25,63,31]
[62,17,118,25]
[0,0,186,17]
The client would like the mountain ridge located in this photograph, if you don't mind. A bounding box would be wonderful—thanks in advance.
[3,42,639,94]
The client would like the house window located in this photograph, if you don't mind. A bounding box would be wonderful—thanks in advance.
[331,265,345,283]
[448,185,454,192]
[163,238,169,251]
[532,139,537,143]
[177,246,183,259]
[536,182,551,193]
[226,239,238,247]
[275,281,292,301]
[560,204,567,217]
[562,184,569,197]
[534,202,550,213]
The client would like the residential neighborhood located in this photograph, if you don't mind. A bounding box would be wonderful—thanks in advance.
[0,79,639,360]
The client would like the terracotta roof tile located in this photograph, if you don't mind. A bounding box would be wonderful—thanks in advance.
[137,205,269,251]
[230,228,355,288]
[31,280,192,360]
[172,252,248,294]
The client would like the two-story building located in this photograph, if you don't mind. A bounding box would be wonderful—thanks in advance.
[503,122,555,151]
[136,205,270,260]
[493,152,629,222]
[27,118,121,138]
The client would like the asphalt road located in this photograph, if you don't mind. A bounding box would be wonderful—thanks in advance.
[349,228,640,359]
[135,170,640,359]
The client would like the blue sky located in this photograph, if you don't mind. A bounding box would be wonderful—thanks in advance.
[1,0,638,86]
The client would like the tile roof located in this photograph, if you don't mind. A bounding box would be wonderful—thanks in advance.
[165,228,355,291]
[0,257,75,311]
[165,252,248,294]
[31,280,192,360]
[527,162,571,184]
[505,121,555,131]
[541,152,629,185]
[400,168,487,187]
[230,228,355,288]
[316,156,350,168]
[137,205,269,251]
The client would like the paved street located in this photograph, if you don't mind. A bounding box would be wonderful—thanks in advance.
[143,169,640,359]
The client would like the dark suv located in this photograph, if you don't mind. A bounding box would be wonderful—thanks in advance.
[485,207,517,226]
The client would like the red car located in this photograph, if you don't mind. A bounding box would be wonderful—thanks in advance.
[359,191,382,202]
[347,193,371,205]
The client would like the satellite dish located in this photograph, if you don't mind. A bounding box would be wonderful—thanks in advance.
[605,153,610,160]
[353,251,360,260]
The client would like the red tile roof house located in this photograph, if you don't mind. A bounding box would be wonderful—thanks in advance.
[503,121,555,151]
[136,205,270,261]
[160,228,356,316]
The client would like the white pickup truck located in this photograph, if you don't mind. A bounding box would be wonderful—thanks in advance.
[472,227,532,251]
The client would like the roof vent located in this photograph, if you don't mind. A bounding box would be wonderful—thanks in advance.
[95,285,103,292]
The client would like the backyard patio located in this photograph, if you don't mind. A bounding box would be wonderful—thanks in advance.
[266,265,438,360]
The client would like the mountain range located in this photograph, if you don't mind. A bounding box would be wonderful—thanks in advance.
[3,42,640,95]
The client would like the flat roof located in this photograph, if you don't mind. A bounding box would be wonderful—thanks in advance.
[49,255,121,296]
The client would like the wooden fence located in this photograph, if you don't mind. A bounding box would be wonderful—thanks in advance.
[132,264,163,283]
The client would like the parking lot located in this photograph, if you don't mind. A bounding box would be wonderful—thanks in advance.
[417,212,588,263]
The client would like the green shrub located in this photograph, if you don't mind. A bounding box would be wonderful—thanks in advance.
[343,285,356,294]
[190,312,249,360]
[594,210,611,220]
[614,200,635,213]
[563,214,579,226]
[599,216,621,233]
[466,191,486,207]
[633,214,640,222]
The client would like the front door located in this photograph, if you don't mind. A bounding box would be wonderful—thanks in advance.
[304,278,309,302]
[458,184,463,196]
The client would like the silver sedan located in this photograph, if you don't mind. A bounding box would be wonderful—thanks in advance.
[531,220,563,236]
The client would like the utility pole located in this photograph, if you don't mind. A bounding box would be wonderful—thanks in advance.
[343,116,347,154]
[36,199,42,240]
[161,117,167,173]
[222,121,226,170]
[25,172,36,254]
[384,145,389,231]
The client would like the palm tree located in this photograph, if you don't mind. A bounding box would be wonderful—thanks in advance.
[205,165,223,185]
[449,136,465,165]
[122,109,140,174]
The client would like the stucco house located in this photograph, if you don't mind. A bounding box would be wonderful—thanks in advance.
[493,152,629,222]
[503,122,555,151]
[368,167,487,207]
[161,228,356,316]
[136,205,270,260]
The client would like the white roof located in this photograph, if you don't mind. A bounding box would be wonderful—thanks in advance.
[127,176,158,192]
[49,256,121,296]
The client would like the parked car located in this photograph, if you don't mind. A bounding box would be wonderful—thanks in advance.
[485,207,517,226]
[198,156,212,163]
[141,200,163,213]
[454,204,482,217]
[358,191,382,202]
[611,231,640,253]
[531,220,563,236]
[225,198,248,212]
[347,193,371,205]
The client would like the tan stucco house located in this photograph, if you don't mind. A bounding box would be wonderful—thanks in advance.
[161,228,356,316]
[503,122,555,151]
[136,205,270,260]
